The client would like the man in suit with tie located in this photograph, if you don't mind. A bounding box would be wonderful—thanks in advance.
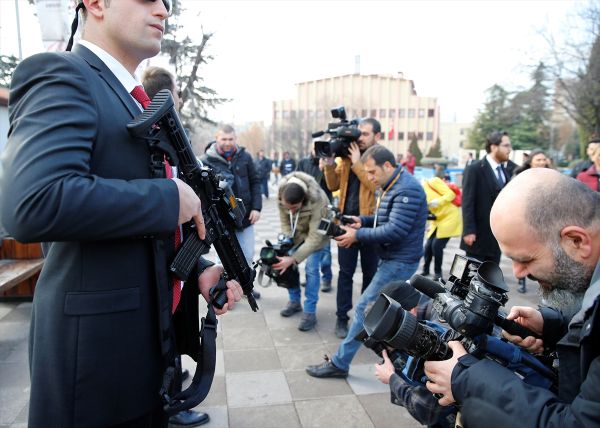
[0,1,241,427]
[460,131,512,264]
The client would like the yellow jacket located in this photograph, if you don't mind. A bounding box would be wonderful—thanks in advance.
[423,177,462,239]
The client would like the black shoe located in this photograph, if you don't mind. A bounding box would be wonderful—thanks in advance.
[280,301,302,317]
[301,282,306,288]
[420,271,430,277]
[321,280,332,292]
[169,410,209,427]
[432,273,442,282]
[517,278,527,294]
[298,312,317,331]
[306,356,348,378]
[252,290,261,299]
[181,369,189,382]
[334,318,348,339]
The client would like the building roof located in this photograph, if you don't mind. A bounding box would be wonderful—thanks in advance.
[0,87,8,107]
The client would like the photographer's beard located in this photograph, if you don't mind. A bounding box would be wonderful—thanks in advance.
[530,244,592,320]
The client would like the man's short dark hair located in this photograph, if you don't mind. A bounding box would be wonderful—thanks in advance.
[360,118,381,135]
[485,131,509,153]
[361,145,396,167]
[282,183,305,205]
[526,176,600,244]
[218,124,236,135]
[141,66,175,99]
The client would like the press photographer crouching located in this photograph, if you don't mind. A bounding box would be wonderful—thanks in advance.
[424,169,600,427]
[275,172,330,331]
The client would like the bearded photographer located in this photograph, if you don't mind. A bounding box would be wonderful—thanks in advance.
[275,172,329,331]
[423,168,600,427]
[306,145,427,378]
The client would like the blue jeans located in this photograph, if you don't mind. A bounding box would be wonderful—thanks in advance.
[320,242,332,283]
[260,177,269,198]
[288,248,326,314]
[336,243,379,321]
[331,258,419,371]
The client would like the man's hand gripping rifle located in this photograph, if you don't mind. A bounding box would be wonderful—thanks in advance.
[127,89,258,312]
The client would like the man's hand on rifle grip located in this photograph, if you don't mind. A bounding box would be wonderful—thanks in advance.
[199,265,243,315]
[173,178,206,240]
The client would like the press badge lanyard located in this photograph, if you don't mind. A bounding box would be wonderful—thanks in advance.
[373,169,402,228]
[289,210,300,236]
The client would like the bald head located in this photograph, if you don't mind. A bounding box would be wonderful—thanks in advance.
[491,168,600,245]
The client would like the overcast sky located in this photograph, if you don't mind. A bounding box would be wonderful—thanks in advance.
[0,0,586,125]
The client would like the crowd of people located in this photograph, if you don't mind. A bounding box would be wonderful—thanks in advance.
[0,1,598,426]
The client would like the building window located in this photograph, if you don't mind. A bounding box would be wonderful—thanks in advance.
[299,110,305,119]
[417,132,424,140]
[370,109,377,117]
[389,109,396,118]
[283,111,290,119]
[361,109,367,117]
[428,108,435,117]
[408,109,415,118]
[418,109,425,118]
[382,130,387,140]
[308,110,314,118]
[460,128,465,135]
[398,132,404,140]
[290,110,296,119]
[426,132,433,141]
[379,109,386,118]
[352,109,359,118]
[399,109,405,118]
[408,132,415,140]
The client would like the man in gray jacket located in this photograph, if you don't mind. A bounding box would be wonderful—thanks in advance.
[306,145,427,378]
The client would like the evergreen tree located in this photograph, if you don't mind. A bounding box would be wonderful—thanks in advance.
[408,135,423,165]
[161,0,228,129]
[0,55,19,88]
[427,137,443,158]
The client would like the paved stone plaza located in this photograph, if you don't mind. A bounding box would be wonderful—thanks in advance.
[0,184,541,428]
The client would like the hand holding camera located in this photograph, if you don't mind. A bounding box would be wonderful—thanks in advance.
[272,256,296,274]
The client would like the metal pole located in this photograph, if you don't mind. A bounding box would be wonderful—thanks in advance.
[15,0,23,60]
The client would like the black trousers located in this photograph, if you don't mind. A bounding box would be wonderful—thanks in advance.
[422,229,450,276]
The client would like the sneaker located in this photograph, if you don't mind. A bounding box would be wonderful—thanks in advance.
[280,301,302,317]
[169,409,210,426]
[252,290,261,300]
[334,318,348,339]
[298,312,317,331]
[306,356,348,378]
[432,273,442,282]
[321,280,332,292]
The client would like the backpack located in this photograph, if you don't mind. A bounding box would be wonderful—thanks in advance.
[426,180,462,207]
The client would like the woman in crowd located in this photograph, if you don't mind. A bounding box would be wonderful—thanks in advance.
[420,177,462,281]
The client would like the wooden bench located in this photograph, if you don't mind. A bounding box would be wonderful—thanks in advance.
[0,238,44,298]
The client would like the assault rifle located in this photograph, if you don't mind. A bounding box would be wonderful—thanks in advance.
[127,89,258,414]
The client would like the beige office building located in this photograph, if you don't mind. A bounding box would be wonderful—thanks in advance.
[272,73,440,158]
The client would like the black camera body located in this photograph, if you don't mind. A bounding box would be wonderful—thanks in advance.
[257,234,299,289]
[357,254,557,397]
[317,205,357,238]
[313,106,361,158]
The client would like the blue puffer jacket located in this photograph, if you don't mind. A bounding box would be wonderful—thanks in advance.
[356,167,427,262]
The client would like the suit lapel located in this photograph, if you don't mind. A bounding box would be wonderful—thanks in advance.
[481,159,503,192]
[72,45,140,118]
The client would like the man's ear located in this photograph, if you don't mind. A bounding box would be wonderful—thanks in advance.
[83,0,104,18]
[560,226,593,261]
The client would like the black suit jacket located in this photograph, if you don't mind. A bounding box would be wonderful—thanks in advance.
[0,45,180,427]
[459,158,508,260]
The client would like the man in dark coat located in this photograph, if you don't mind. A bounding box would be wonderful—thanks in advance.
[460,131,512,264]
[254,149,272,198]
[0,1,241,426]
[202,125,262,301]
[424,168,600,428]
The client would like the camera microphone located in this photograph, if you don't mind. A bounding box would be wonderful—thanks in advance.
[311,131,325,138]
[409,274,446,298]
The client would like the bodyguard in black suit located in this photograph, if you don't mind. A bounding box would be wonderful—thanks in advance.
[0,1,241,427]
[460,131,512,264]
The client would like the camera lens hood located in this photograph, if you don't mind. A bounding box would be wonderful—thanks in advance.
[476,261,509,293]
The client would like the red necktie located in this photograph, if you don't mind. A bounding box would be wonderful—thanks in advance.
[130,85,182,313]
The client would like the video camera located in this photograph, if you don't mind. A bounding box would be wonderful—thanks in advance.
[357,254,557,389]
[317,205,357,238]
[256,234,299,289]
[312,106,361,158]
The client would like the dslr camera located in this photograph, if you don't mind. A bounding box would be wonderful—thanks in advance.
[317,205,357,238]
[256,234,299,289]
[312,106,361,158]
[357,254,557,389]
